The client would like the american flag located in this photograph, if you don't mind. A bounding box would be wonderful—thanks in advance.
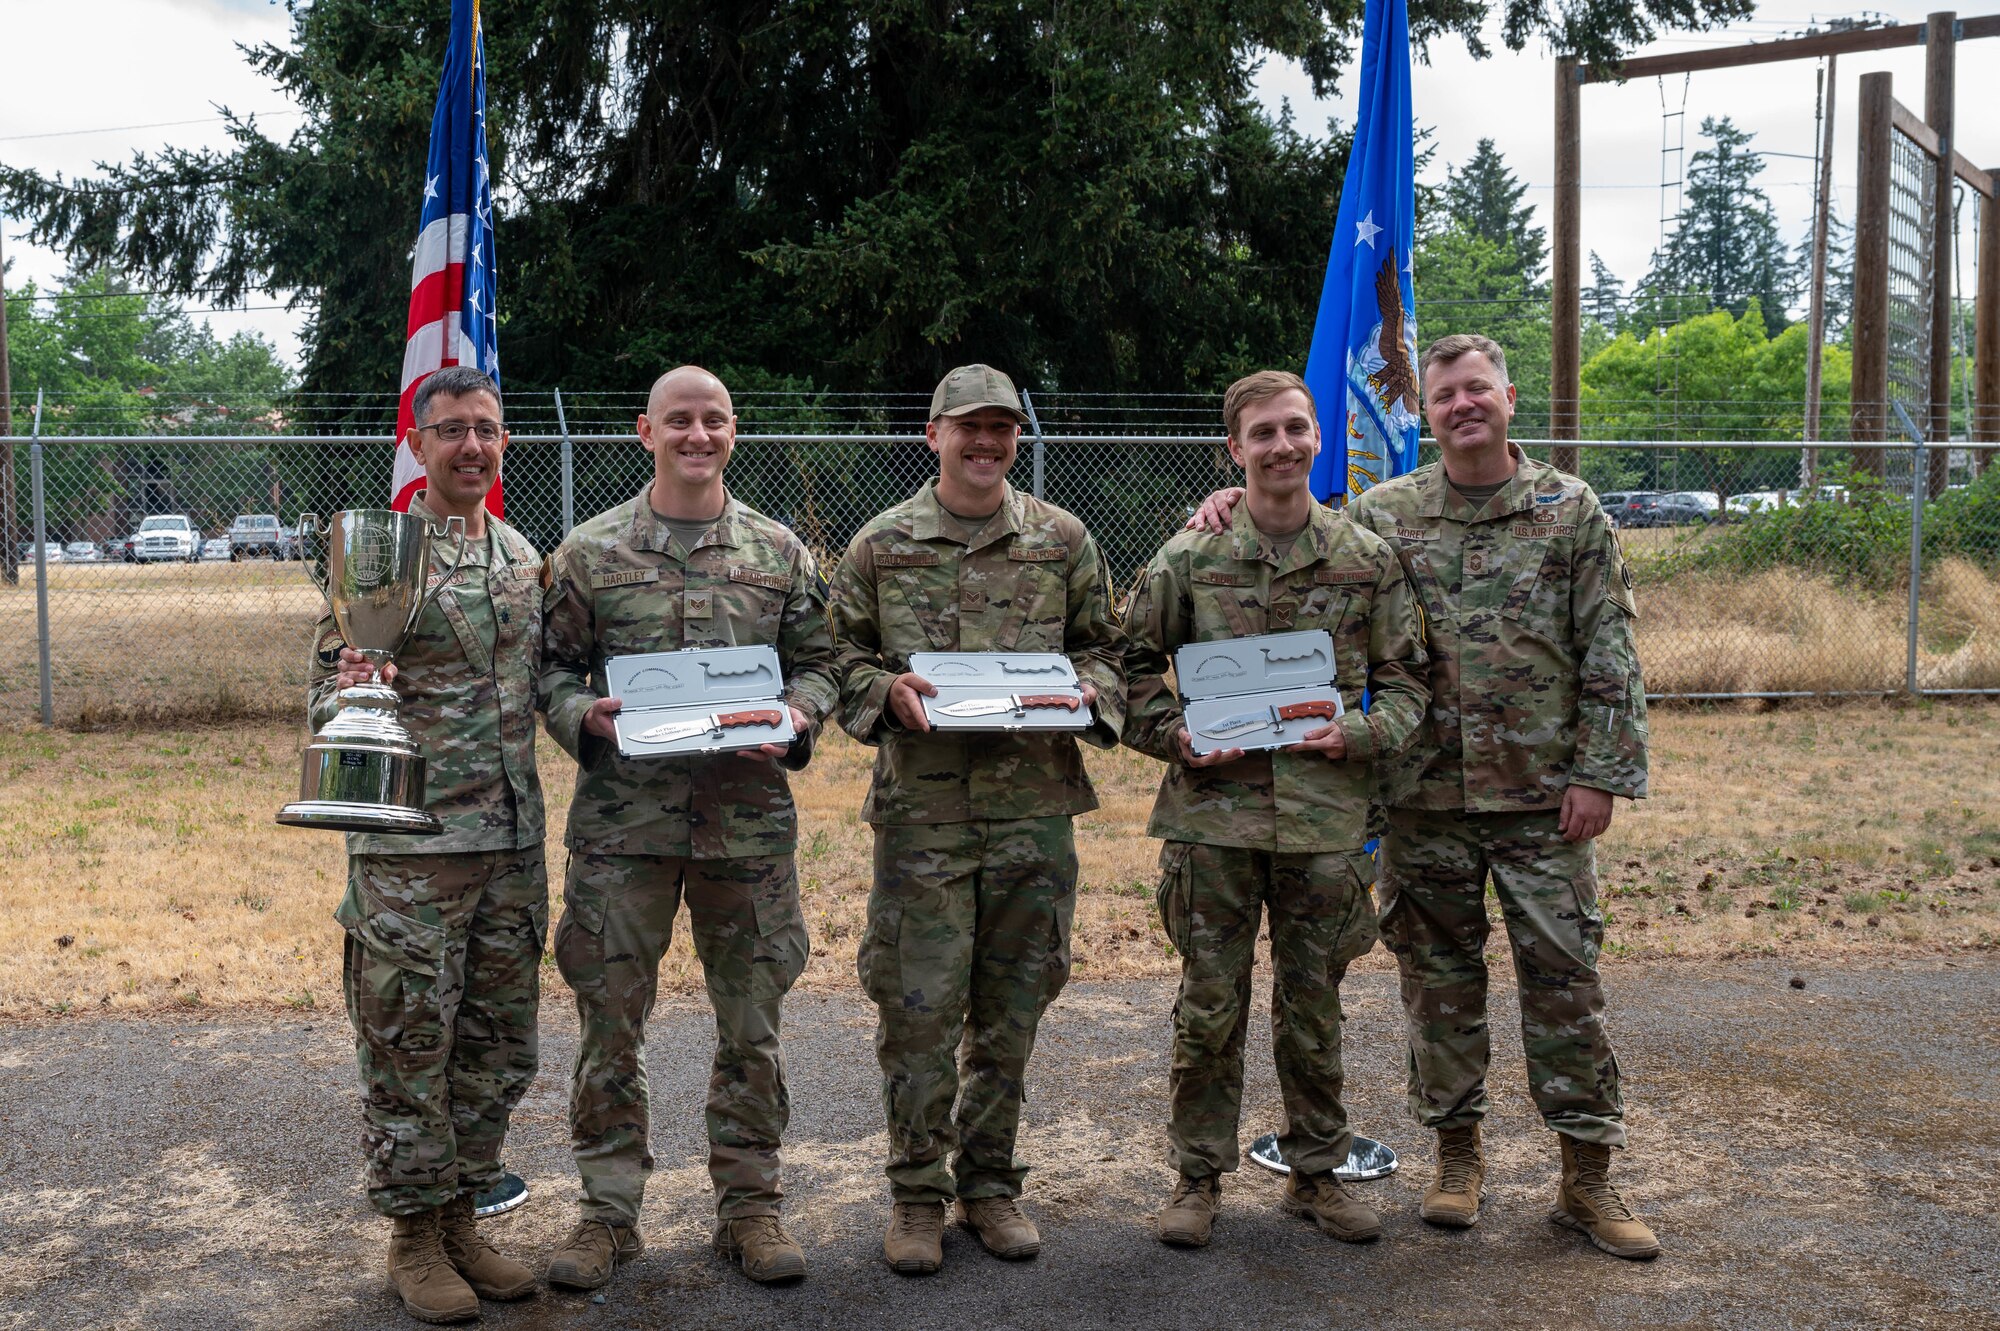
[392,0,501,514]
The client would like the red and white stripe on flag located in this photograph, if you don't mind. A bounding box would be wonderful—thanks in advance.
[391,215,502,515]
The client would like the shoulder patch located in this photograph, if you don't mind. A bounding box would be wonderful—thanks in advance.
[728,564,790,591]
[591,567,660,590]
[1314,568,1377,586]
[877,550,942,568]
[314,624,346,666]
[1007,544,1070,562]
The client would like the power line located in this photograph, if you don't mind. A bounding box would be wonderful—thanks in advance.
[0,111,300,144]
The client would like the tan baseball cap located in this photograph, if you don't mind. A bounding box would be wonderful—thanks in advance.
[930,364,1028,423]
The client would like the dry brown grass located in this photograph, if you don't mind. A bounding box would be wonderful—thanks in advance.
[1635,557,2000,695]
[3,701,1996,1018]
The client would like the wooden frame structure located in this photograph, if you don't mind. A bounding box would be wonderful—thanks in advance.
[1550,11,2000,480]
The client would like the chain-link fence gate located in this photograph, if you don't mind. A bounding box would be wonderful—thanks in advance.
[4,389,1997,725]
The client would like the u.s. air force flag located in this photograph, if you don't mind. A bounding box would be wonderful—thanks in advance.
[1305,0,1420,505]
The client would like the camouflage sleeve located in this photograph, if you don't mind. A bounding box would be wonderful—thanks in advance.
[1064,533,1128,751]
[1118,549,1188,763]
[1567,500,1649,799]
[538,543,601,763]
[828,534,897,744]
[779,544,840,725]
[306,614,346,733]
[1335,543,1429,763]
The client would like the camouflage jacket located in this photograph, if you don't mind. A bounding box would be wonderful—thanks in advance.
[540,488,840,859]
[828,480,1128,826]
[1122,500,1430,853]
[1346,449,1648,811]
[307,493,546,857]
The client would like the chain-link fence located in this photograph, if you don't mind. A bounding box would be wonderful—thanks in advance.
[3,389,1997,724]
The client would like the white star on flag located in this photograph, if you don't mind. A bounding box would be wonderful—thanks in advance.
[423,174,439,202]
[1354,211,1382,248]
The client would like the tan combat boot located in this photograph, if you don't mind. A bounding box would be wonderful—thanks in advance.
[1552,1136,1661,1260]
[387,1208,480,1324]
[956,1196,1042,1260]
[1420,1124,1485,1228]
[883,1201,946,1275]
[1157,1175,1222,1248]
[1281,1171,1383,1243]
[545,1218,644,1291]
[713,1214,807,1284]
[437,1194,536,1301]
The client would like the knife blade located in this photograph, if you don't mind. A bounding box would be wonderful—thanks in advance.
[630,708,785,746]
[934,694,1082,719]
[1195,699,1341,740]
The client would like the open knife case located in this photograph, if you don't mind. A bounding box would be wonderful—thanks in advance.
[604,644,798,758]
[1175,629,1345,757]
[908,651,1094,732]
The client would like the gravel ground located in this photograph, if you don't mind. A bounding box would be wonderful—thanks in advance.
[3,955,1995,1331]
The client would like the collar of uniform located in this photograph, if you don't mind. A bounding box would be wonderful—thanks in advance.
[624,487,744,559]
[408,491,493,566]
[1422,443,1533,522]
[1226,494,1330,574]
[909,479,1023,552]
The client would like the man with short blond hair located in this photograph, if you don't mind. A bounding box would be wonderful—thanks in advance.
[1124,370,1428,1248]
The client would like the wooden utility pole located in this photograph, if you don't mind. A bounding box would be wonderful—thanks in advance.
[1978,167,1999,473]
[1923,11,1956,498]
[1,214,16,588]
[1851,72,1893,479]
[1802,57,1837,494]
[1550,58,1581,477]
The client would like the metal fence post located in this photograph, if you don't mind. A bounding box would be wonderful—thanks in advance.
[1893,401,1925,697]
[1021,390,1046,501]
[554,388,576,536]
[30,391,52,725]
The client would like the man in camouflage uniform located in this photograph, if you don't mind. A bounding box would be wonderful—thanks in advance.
[311,365,545,1324]
[1123,371,1429,1250]
[1194,334,1656,1258]
[538,366,839,1291]
[828,364,1126,1275]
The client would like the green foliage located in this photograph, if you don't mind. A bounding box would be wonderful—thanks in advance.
[1438,138,1545,286]
[0,0,1751,396]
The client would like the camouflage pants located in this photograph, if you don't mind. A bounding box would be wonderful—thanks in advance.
[554,852,809,1223]
[1377,806,1626,1146]
[1156,842,1377,1180]
[858,817,1076,1204]
[339,847,548,1217]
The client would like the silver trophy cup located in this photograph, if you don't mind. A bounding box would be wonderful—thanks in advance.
[277,508,466,835]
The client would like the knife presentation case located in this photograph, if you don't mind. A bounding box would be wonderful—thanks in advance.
[908,651,1095,732]
[604,645,798,758]
[1175,629,1344,757]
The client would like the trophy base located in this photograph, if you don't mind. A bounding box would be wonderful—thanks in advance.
[277,800,444,835]
[1247,1132,1399,1181]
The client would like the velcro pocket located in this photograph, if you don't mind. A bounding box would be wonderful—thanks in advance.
[336,876,447,977]
[1154,841,1197,956]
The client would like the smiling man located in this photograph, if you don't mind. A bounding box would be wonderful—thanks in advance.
[827,364,1126,1276]
[538,365,839,1291]
[1122,371,1428,1249]
[309,365,547,1324]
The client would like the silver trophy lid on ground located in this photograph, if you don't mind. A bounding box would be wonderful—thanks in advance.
[277,507,465,835]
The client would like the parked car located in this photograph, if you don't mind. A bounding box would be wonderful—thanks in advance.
[134,514,201,562]
[107,532,139,562]
[63,541,102,563]
[16,541,64,564]
[1621,493,1715,527]
[1598,491,1660,528]
[227,513,285,559]
[201,537,233,561]
[278,525,305,560]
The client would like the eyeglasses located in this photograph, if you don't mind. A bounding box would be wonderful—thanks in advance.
[417,421,503,443]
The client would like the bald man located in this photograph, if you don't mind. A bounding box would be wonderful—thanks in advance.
[538,367,840,1290]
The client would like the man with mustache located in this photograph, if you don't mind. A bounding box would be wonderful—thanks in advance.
[1123,370,1428,1249]
[538,365,839,1291]
[828,364,1126,1275]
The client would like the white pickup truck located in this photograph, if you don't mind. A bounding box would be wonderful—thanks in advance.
[134,514,201,563]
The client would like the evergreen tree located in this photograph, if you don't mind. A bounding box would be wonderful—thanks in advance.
[1634,116,1802,338]
[1586,250,1625,332]
[1441,138,1546,288]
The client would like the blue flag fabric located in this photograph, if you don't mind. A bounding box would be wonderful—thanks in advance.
[1304,0,1420,504]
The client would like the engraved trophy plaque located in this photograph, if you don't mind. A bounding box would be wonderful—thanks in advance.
[277,508,466,834]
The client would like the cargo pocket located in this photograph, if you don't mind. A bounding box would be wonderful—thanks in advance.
[1154,841,1196,956]
[856,898,904,1007]
[337,870,451,1059]
[1040,893,1075,1009]
[1329,851,1381,971]
[552,857,607,993]
[749,866,810,999]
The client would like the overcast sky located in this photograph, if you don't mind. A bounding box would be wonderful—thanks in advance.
[2,1,1995,372]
